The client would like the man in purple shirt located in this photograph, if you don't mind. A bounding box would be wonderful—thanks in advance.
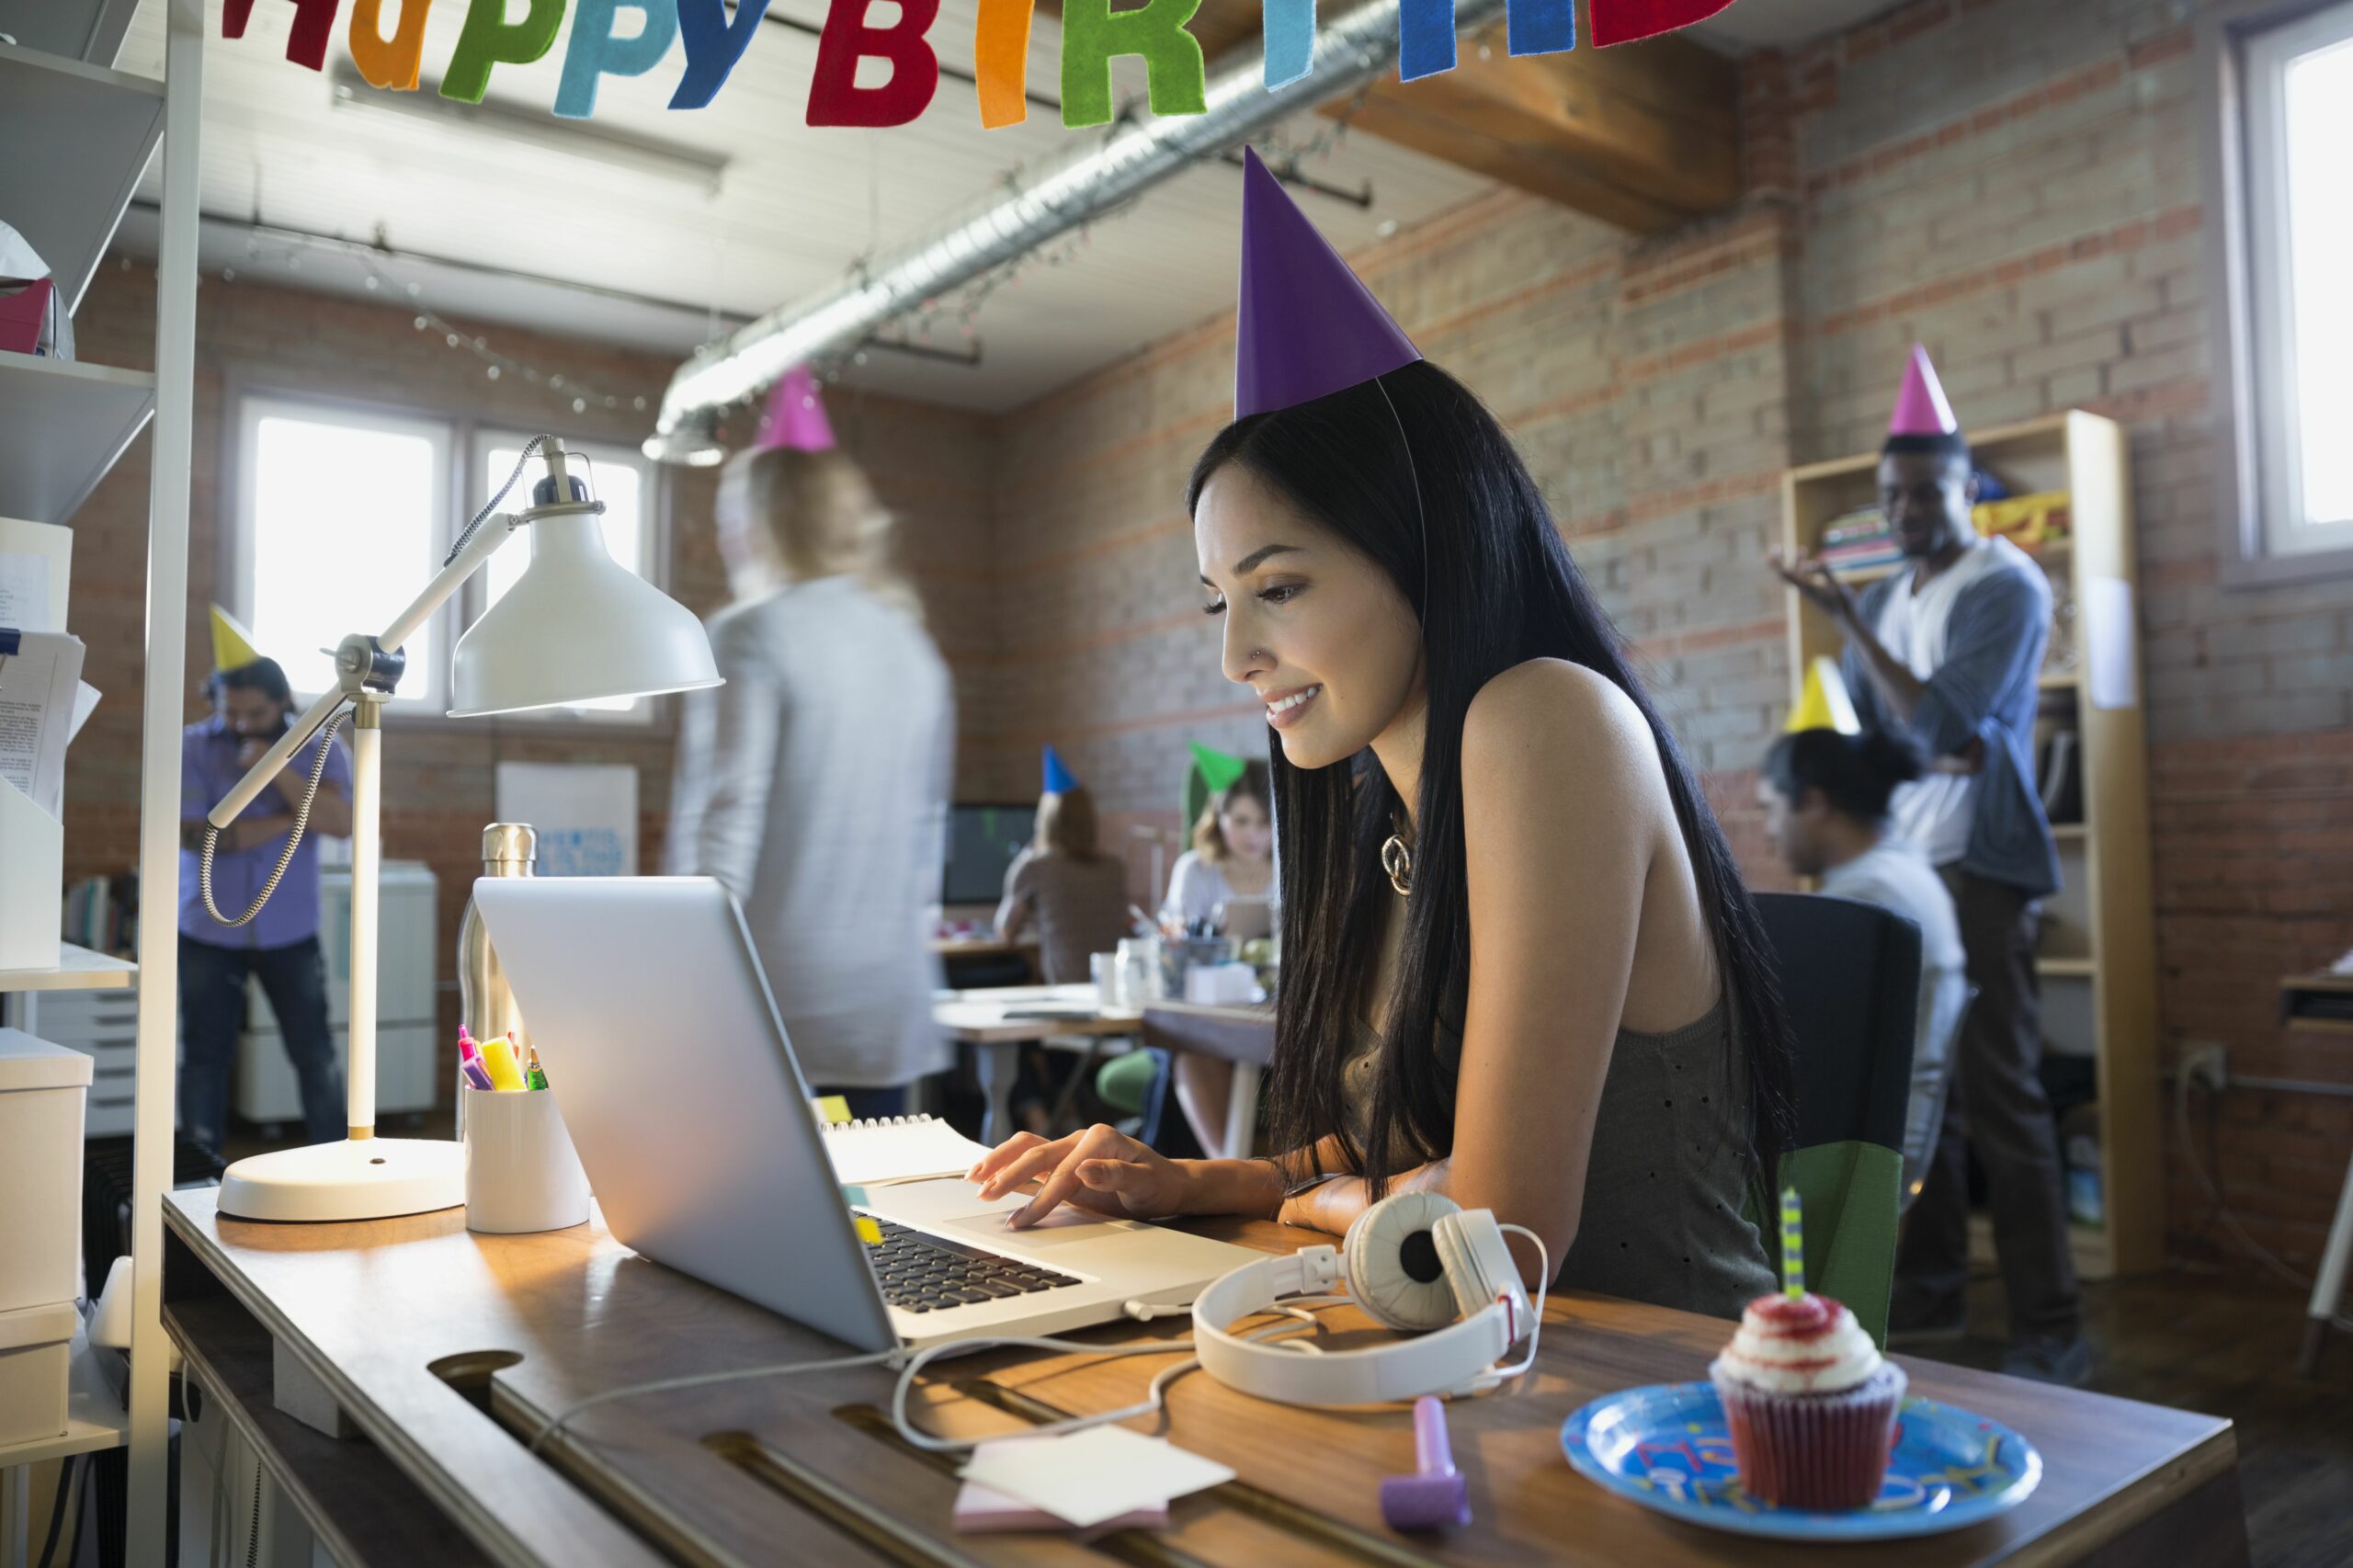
[178,655,354,1153]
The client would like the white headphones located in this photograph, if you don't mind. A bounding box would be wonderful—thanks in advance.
[1191,1192,1537,1407]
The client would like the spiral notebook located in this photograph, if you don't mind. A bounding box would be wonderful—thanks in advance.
[819,1113,996,1187]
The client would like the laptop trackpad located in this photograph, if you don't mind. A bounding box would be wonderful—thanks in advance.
[931,1202,1137,1250]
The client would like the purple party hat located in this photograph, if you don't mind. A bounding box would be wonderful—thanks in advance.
[1888,345,1959,438]
[1234,147,1422,419]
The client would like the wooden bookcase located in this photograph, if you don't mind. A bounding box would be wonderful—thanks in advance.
[1779,410,2163,1279]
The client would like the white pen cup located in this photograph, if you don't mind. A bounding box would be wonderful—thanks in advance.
[462,1084,590,1234]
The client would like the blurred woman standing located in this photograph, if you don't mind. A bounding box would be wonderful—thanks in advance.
[667,369,953,1119]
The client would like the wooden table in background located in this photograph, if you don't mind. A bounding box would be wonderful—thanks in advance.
[933,984,1142,1141]
[162,1187,2247,1568]
[1142,1001,1276,1156]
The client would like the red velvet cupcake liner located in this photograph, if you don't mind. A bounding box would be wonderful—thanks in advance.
[1711,1363,1908,1512]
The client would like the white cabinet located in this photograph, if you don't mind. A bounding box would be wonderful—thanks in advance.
[14,989,141,1137]
[233,863,438,1127]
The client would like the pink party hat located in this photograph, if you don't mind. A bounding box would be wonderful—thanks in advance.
[756,365,835,451]
[1234,147,1421,419]
[1887,344,1959,438]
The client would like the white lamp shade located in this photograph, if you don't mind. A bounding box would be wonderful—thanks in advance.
[449,515,722,717]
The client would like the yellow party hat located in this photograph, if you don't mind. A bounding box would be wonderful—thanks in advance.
[210,604,264,673]
[1785,656,1861,735]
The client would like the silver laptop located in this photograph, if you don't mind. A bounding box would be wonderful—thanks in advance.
[472,876,1257,1351]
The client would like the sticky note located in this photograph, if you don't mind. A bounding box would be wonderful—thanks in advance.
[854,1216,883,1244]
[806,0,943,127]
[815,1095,852,1125]
[441,0,564,102]
[478,1034,528,1092]
[841,1185,869,1207]
[672,0,772,109]
[961,1428,1233,1529]
[555,0,680,119]
[952,1480,1167,1533]
[1058,0,1205,129]
[347,0,430,88]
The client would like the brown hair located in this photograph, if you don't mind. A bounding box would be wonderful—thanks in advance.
[1036,787,1100,862]
[718,444,922,619]
[1191,759,1273,867]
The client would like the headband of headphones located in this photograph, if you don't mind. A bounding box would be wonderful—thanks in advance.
[1192,1192,1533,1407]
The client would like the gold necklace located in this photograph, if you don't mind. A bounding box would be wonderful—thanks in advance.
[1380,832,1414,897]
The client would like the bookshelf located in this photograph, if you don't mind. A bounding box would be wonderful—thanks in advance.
[1780,410,2163,1279]
[0,0,203,1554]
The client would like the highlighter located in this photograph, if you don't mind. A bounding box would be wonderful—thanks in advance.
[478,1033,528,1092]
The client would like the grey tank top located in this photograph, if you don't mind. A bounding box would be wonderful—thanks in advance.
[1340,993,1774,1322]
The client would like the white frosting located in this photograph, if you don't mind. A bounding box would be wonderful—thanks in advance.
[1710,1295,1884,1394]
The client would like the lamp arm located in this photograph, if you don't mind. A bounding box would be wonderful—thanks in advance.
[205,513,519,830]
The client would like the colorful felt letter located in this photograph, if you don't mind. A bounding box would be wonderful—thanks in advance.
[672,0,772,108]
[1262,0,1313,86]
[806,0,942,127]
[1396,0,1455,81]
[555,0,681,118]
[223,0,343,71]
[1059,0,1205,129]
[1506,0,1574,55]
[1589,0,1734,47]
[441,0,564,102]
[347,0,432,89]
[973,0,1034,128]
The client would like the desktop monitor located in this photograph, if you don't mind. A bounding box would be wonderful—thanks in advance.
[944,802,1034,904]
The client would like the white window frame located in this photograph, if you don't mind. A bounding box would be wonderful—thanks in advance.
[229,392,459,710]
[2211,0,2353,583]
[464,428,667,727]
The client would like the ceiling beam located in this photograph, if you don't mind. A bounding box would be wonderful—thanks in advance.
[1041,0,1740,233]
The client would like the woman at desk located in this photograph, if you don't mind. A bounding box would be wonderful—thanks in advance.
[1157,758,1276,1156]
[971,154,1797,1318]
[177,629,351,1154]
[667,372,953,1120]
[995,755,1130,986]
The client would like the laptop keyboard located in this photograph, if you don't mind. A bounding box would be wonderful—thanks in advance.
[864,1217,1084,1313]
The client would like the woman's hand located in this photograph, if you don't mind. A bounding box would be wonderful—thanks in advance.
[967,1124,1199,1229]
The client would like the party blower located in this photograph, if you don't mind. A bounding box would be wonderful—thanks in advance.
[199,439,722,1221]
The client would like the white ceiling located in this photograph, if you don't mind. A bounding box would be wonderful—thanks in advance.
[107,0,1893,414]
[110,0,1492,412]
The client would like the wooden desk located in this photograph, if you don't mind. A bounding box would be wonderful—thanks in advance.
[162,1187,2245,1568]
[934,985,1142,1140]
[1142,1002,1275,1157]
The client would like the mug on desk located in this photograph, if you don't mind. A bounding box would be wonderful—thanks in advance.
[461,1085,590,1233]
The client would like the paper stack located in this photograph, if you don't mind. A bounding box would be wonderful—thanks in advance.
[1,517,100,970]
[953,1426,1233,1534]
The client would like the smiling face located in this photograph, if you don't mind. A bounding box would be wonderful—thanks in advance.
[1878,448,1975,560]
[1195,462,1425,772]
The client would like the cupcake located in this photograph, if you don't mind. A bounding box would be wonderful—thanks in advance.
[1709,1293,1906,1511]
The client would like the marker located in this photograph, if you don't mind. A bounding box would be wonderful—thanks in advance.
[461,1058,495,1093]
[478,1032,528,1092]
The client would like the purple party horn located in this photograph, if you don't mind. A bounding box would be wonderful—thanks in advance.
[1380,1395,1472,1530]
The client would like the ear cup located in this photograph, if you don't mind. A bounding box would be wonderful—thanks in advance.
[1343,1191,1465,1331]
[1432,1210,1501,1320]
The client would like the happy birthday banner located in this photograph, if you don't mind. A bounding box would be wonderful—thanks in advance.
[226,0,1732,131]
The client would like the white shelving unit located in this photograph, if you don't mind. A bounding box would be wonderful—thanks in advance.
[0,0,201,1561]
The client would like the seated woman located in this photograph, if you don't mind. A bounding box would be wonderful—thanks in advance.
[1154,761,1277,1155]
[1761,722,1970,1209]
[969,154,1795,1316]
[995,772,1131,987]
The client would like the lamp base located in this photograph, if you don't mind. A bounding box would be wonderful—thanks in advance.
[218,1137,467,1222]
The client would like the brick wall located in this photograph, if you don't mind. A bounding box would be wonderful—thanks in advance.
[60,260,995,1087]
[987,0,2353,1269]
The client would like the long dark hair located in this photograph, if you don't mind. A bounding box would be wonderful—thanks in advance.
[1187,360,1795,1199]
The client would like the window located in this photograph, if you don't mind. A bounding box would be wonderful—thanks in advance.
[472,433,661,721]
[2234,0,2353,563]
[232,395,669,723]
[233,397,454,708]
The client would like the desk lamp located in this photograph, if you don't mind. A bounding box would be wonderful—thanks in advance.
[202,438,722,1221]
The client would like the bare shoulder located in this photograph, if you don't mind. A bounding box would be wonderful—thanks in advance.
[1461,658,1651,788]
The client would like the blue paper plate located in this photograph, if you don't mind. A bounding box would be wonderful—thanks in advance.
[1561,1381,2041,1540]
